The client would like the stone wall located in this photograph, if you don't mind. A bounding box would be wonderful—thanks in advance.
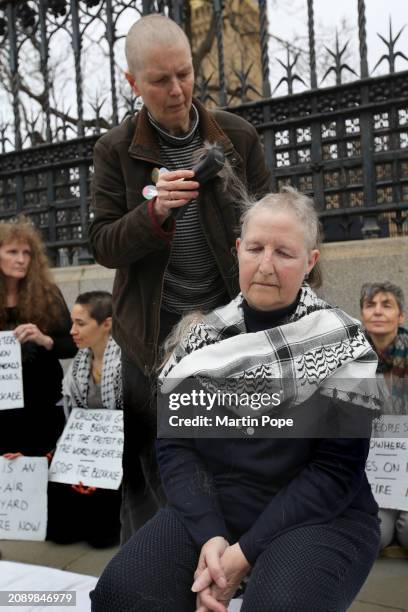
[318,237,408,319]
[53,236,408,322]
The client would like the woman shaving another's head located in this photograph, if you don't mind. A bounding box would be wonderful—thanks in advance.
[161,187,322,362]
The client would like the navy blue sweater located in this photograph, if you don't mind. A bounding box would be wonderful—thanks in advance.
[156,300,378,565]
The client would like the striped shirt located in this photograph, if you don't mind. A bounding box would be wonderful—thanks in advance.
[149,108,228,314]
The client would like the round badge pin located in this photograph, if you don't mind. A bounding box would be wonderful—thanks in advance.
[151,168,160,184]
[142,185,158,200]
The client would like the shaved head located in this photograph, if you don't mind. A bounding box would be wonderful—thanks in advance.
[125,14,192,76]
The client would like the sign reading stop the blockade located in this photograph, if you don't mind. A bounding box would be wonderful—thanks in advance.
[49,408,123,490]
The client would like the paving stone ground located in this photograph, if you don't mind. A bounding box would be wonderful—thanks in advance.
[1,539,408,611]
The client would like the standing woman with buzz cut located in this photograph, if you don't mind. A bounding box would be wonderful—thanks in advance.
[90,13,272,542]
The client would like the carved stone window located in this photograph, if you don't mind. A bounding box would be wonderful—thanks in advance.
[376,186,393,204]
[324,171,341,188]
[56,210,67,223]
[325,193,340,209]
[347,167,363,185]
[349,191,363,207]
[72,225,83,239]
[297,148,311,164]
[374,112,390,130]
[57,226,70,240]
[275,130,290,146]
[322,143,338,160]
[400,133,408,149]
[321,122,337,139]
[376,163,393,181]
[39,212,49,227]
[296,127,311,143]
[374,135,390,152]
[345,118,360,134]
[22,173,48,209]
[298,175,313,191]
[0,178,17,212]
[346,139,361,157]
[318,96,337,113]
[398,109,408,126]
[276,151,290,167]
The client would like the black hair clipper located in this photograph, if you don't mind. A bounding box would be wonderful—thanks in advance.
[193,146,225,185]
[171,147,225,220]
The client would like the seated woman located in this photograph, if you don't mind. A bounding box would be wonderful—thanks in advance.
[0,217,76,456]
[62,291,123,413]
[91,188,380,612]
[47,291,123,548]
[360,281,408,552]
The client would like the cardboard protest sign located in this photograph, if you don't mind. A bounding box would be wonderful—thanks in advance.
[0,331,24,410]
[372,414,408,438]
[366,435,408,511]
[49,409,123,490]
[0,456,48,540]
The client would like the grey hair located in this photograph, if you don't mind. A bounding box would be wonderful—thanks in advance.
[194,141,250,207]
[360,281,405,313]
[125,15,191,75]
[159,311,204,371]
[240,186,322,287]
[240,186,320,250]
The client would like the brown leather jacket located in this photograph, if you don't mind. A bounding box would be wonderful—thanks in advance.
[90,100,272,372]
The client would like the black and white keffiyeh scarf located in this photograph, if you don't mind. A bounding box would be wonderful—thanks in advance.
[374,327,408,415]
[377,327,408,380]
[160,285,380,413]
[63,336,123,412]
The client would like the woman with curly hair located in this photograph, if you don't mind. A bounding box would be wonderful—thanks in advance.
[0,217,77,456]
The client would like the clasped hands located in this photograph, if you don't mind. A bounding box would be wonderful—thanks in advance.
[192,536,250,612]
[153,169,199,224]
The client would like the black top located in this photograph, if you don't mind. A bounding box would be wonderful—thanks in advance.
[156,299,378,565]
[0,288,77,455]
[242,293,300,333]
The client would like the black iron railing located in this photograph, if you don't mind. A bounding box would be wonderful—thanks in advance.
[0,0,407,264]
